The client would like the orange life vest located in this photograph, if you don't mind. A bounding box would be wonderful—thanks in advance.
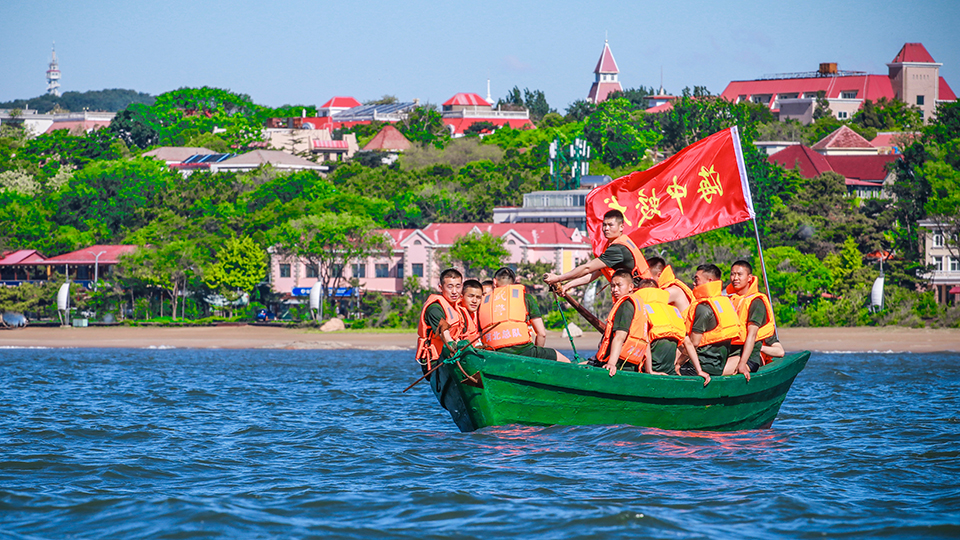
[599,235,653,282]
[686,280,745,346]
[657,264,694,307]
[726,276,776,345]
[458,301,481,345]
[477,284,530,350]
[635,287,686,344]
[416,295,464,364]
[597,292,649,366]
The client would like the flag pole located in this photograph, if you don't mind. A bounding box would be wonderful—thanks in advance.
[731,125,778,340]
[751,216,778,340]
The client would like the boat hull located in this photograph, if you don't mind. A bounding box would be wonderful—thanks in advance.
[429,348,809,432]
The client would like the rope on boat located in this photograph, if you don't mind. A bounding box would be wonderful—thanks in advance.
[554,294,583,363]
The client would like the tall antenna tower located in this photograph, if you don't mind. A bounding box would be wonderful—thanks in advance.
[46,43,61,97]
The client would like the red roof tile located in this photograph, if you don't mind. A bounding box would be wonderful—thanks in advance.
[443,93,491,107]
[940,77,957,101]
[0,249,46,265]
[442,117,534,135]
[587,81,623,103]
[891,43,936,63]
[42,245,138,265]
[720,75,894,107]
[362,125,411,151]
[594,42,620,74]
[768,145,833,178]
[321,96,362,109]
[825,155,898,182]
[645,102,674,114]
[812,125,874,150]
[45,120,111,134]
[311,140,349,150]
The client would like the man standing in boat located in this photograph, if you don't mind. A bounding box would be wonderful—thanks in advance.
[727,260,779,380]
[646,257,694,315]
[543,210,651,294]
[594,270,649,377]
[415,268,465,373]
[479,267,570,363]
[680,264,745,378]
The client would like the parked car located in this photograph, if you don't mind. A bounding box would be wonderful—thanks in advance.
[255,308,277,322]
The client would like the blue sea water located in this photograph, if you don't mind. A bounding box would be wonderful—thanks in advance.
[1,348,958,539]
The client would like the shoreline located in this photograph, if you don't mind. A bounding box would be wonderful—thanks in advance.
[1,325,958,353]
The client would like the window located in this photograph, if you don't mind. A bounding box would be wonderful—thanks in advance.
[934,232,944,247]
[951,258,960,272]
[332,264,343,278]
[917,95,925,106]
[306,264,319,278]
[352,263,366,278]
[279,264,291,278]
[397,264,404,279]
[837,111,848,119]
[934,256,943,271]
[412,263,424,277]
[375,263,389,278]
[841,91,857,99]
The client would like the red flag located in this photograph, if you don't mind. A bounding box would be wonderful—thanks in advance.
[585,126,754,256]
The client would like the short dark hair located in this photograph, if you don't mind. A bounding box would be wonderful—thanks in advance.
[603,210,624,224]
[647,257,666,273]
[636,278,659,289]
[494,267,516,284]
[732,260,753,274]
[462,279,483,292]
[611,269,634,283]
[696,264,722,281]
[481,279,494,289]
[439,268,463,284]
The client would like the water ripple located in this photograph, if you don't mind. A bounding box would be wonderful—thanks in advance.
[1,349,958,538]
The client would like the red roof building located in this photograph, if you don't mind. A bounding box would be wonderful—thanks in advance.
[811,125,877,156]
[719,42,956,123]
[41,245,138,266]
[319,96,362,117]
[362,125,412,152]
[768,143,898,200]
[440,92,534,136]
[587,41,623,104]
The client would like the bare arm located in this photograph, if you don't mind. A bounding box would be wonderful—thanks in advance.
[544,258,607,287]
[604,330,629,377]
[683,335,710,387]
[667,286,691,314]
[530,317,547,347]
[737,324,759,381]
[761,341,785,358]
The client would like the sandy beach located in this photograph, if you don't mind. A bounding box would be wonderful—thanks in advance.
[1,324,957,353]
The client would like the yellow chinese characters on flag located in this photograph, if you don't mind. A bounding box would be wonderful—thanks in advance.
[585,127,755,256]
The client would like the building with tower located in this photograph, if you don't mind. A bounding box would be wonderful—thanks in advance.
[46,44,60,97]
[586,40,622,104]
[720,43,956,123]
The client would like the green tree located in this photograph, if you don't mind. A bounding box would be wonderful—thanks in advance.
[440,232,509,278]
[399,106,449,148]
[205,236,267,297]
[57,157,176,238]
[565,100,595,122]
[523,88,553,121]
[583,98,661,167]
[813,90,832,120]
[854,97,923,131]
[271,212,386,317]
[607,86,656,111]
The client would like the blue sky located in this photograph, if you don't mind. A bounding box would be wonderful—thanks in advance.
[2,0,958,111]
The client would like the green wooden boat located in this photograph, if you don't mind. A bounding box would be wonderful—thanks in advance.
[428,347,809,432]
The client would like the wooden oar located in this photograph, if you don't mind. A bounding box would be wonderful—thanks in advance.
[547,283,606,333]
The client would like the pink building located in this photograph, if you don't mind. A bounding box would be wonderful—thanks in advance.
[268,222,592,297]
